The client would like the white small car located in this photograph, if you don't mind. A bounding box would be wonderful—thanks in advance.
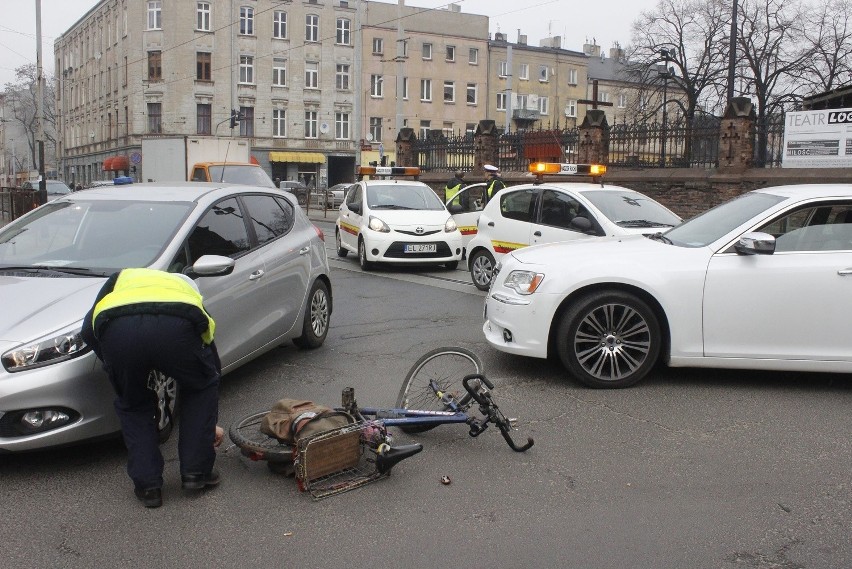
[335,174,463,270]
[464,181,682,290]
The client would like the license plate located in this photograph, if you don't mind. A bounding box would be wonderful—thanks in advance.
[404,243,436,253]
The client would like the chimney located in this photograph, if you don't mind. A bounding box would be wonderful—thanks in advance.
[494,32,506,42]
[540,36,562,49]
[448,3,461,12]
[583,41,600,57]
[518,30,527,45]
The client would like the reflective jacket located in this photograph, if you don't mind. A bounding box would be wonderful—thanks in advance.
[444,177,464,202]
[486,176,506,199]
[90,268,215,345]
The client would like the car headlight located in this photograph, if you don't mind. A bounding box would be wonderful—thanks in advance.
[2,324,89,372]
[503,270,545,295]
[444,216,458,233]
[368,215,390,233]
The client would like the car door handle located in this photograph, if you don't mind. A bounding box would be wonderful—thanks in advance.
[534,231,542,237]
[249,269,265,281]
[488,221,495,227]
[299,246,310,255]
[839,269,852,276]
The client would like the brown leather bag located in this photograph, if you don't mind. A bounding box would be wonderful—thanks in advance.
[260,398,354,443]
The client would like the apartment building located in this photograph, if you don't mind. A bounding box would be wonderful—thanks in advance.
[487,33,589,133]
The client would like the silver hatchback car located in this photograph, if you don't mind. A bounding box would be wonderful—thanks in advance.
[0,182,332,452]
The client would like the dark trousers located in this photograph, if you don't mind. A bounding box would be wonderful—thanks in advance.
[99,314,220,490]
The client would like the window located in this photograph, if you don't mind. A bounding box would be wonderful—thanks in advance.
[239,55,254,84]
[499,189,536,223]
[336,18,351,45]
[336,64,350,90]
[442,122,453,136]
[273,11,287,39]
[370,74,383,97]
[516,94,528,109]
[305,111,318,138]
[519,64,529,80]
[565,99,577,117]
[272,109,286,137]
[618,94,628,108]
[239,106,254,137]
[369,117,382,142]
[443,81,455,103]
[539,65,549,82]
[240,7,254,35]
[148,51,162,81]
[539,190,585,230]
[418,120,430,140]
[567,68,577,85]
[496,92,507,111]
[197,2,211,31]
[272,58,286,86]
[499,61,508,77]
[196,52,211,81]
[638,94,647,110]
[197,103,211,135]
[422,42,432,59]
[305,62,318,88]
[465,123,476,136]
[402,77,408,100]
[335,112,350,139]
[147,1,161,30]
[243,195,294,244]
[420,78,431,101]
[466,83,477,104]
[147,102,162,133]
[188,198,250,262]
[305,14,318,42]
[600,92,610,103]
[372,37,383,54]
[538,96,549,115]
[446,45,455,61]
[469,48,478,64]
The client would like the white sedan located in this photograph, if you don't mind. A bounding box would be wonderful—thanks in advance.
[484,184,852,388]
[335,173,463,270]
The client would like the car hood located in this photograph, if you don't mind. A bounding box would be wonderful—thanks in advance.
[509,233,661,265]
[370,209,450,229]
[0,275,105,344]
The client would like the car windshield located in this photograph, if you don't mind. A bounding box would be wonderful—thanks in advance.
[0,199,193,274]
[207,165,276,188]
[663,191,787,247]
[584,190,681,227]
[366,184,445,210]
[46,181,72,195]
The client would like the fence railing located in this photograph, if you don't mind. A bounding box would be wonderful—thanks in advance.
[608,118,721,169]
[0,187,41,223]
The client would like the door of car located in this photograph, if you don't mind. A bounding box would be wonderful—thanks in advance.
[486,188,539,256]
[174,196,271,368]
[703,202,852,363]
[529,188,596,246]
[338,183,365,252]
[447,183,486,251]
[241,194,310,342]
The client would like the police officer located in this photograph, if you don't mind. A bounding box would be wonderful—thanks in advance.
[444,170,465,205]
[484,164,506,202]
[81,268,221,508]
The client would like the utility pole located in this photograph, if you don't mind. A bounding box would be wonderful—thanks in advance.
[727,0,738,102]
[36,0,47,203]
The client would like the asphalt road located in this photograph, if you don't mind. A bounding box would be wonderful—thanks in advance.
[1,218,850,569]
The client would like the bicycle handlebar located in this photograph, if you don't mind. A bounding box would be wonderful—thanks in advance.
[462,374,534,453]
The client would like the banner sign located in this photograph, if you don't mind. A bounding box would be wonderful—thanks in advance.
[783,108,852,168]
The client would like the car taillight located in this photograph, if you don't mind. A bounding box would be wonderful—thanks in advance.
[313,224,325,242]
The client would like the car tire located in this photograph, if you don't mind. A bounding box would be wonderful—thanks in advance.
[335,229,348,258]
[444,261,459,270]
[147,370,178,443]
[358,239,374,271]
[555,290,661,389]
[293,279,331,349]
[469,249,495,291]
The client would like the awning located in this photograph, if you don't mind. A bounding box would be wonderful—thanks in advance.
[104,155,130,171]
[269,151,325,164]
[102,157,114,171]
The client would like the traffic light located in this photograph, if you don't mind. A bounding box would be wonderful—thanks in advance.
[229,109,239,129]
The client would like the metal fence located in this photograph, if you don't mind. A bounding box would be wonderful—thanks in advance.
[0,187,41,223]
[412,113,787,171]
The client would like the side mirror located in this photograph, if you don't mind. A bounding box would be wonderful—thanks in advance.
[349,203,361,215]
[570,216,593,232]
[190,255,236,277]
[447,204,464,214]
[735,232,775,255]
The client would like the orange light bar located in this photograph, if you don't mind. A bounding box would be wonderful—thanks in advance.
[357,166,420,176]
[528,163,606,176]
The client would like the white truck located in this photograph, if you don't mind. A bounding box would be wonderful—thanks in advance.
[140,136,273,187]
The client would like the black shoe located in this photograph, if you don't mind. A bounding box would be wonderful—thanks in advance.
[134,487,163,508]
[181,469,221,490]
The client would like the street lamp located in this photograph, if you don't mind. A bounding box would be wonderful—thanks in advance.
[658,48,674,168]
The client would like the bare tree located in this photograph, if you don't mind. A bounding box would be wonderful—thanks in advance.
[800,0,852,93]
[3,64,57,174]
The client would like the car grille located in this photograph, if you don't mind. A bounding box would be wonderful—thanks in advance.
[384,241,453,259]
[395,229,441,236]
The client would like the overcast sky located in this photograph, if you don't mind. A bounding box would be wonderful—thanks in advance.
[0,0,648,86]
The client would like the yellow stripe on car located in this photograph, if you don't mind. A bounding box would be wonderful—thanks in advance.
[340,221,359,236]
[491,240,526,254]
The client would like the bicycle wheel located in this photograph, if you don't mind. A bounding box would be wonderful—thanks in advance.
[395,347,483,434]
[228,411,295,463]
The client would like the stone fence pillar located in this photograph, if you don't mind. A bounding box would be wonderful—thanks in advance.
[578,110,609,164]
[395,127,416,167]
[473,120,498,175]
[718,97,756,169]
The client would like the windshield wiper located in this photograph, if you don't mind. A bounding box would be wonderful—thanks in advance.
[646,232,673,244]
[0,265,106,277]
[370,204,414,210]
[616,219,676,228]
